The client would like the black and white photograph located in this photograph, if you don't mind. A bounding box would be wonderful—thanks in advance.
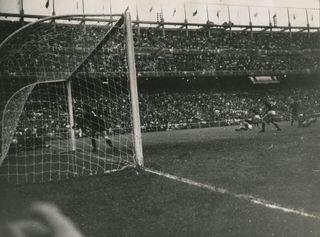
[1,0,320,236]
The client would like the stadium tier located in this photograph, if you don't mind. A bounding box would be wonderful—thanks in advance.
[1,19,320,77]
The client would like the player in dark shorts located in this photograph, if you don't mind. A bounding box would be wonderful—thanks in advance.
[260,99,281,132]
[289,99,299,126]
[75,108,114,152]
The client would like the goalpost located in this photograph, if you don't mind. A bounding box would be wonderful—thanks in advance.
[0,12,143,184]
[125,12,144,167]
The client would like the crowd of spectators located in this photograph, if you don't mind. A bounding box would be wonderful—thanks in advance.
[1,20,320,149]
[0,21,109,84]
[133,28,320,74]
[7,85,320,143]
[139,86,320,131]
[0,21,21,43]
[134,28,320,50]
[1,20,320,78]
[136,53,320,73]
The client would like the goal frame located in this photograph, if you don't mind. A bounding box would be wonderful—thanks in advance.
[125,11,144,167]
[0,12,144,170]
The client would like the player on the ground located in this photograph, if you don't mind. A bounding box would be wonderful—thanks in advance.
[235,119,253,131]
[75,105,115,152]
[289,98,299,126]
[259,98,281,132]
[298,114,317,127]
[251,109,261,128]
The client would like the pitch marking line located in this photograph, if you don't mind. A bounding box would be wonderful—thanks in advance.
[144,168,320,220]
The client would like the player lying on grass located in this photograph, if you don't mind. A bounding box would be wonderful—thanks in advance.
[235,119,254,131]
[298,114,317,127]
[260,99,281,132]
[74,106,115,152]
[235,110,262,131]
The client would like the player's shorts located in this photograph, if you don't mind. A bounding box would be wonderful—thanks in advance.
[102,130,111,140]
[262,110,276,123]
[291,111,298,120]
[253,115,261,123]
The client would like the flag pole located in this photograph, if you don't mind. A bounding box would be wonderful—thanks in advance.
[161,5,164,22]
[268,8,271,25]
[82,0,86,32]
[206,5,209,23]
[160,5,165,36]
[136,5,140,21]
[287,8,292,38]
[184,4,187,22]
[248,6,253,40]
[206,5,211,37]
[227,6,232,35]
[287,8,291,27]
[306,8,310,38]
[52,0,56,29]
[184,4,188,36]
[227,6,231,24]
[110,0,113,22]
[248,6,252,25]
[52,0,56,16]
[136,4,140,35]
[268,8,273,36]
[19,0,24,26]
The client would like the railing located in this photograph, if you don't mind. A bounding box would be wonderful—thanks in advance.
[1,12,320,32]
[141,116,287,133]
[137,69,318,78]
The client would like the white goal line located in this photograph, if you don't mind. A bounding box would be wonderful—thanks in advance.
[144,168,320,221]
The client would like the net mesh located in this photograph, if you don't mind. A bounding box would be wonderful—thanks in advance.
[0,15,136,184]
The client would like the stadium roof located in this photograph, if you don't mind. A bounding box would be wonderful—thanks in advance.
[0,0,320,27]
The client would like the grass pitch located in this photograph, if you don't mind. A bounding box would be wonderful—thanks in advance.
[1,121,320,237]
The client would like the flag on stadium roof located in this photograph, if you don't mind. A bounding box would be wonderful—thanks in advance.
[173,8,176,16]
[193,9,198,16]
[217,11,220,18]
[45,0,49,8]
[254,12,258,17]
[293,14,296,20]
[149,7,153,12]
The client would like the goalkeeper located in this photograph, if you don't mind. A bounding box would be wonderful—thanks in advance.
[75,106,115,152]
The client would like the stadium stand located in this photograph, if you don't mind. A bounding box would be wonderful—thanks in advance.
[1,20,320,137]
[6,81,320,136]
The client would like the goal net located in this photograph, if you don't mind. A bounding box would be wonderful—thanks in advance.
[0,13,142,184]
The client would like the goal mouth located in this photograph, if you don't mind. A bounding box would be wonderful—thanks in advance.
[0,12,142,184]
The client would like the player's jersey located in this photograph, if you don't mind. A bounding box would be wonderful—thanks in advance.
[263,100,276,112]
[77,111,107,132]
[289,101,299,114]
